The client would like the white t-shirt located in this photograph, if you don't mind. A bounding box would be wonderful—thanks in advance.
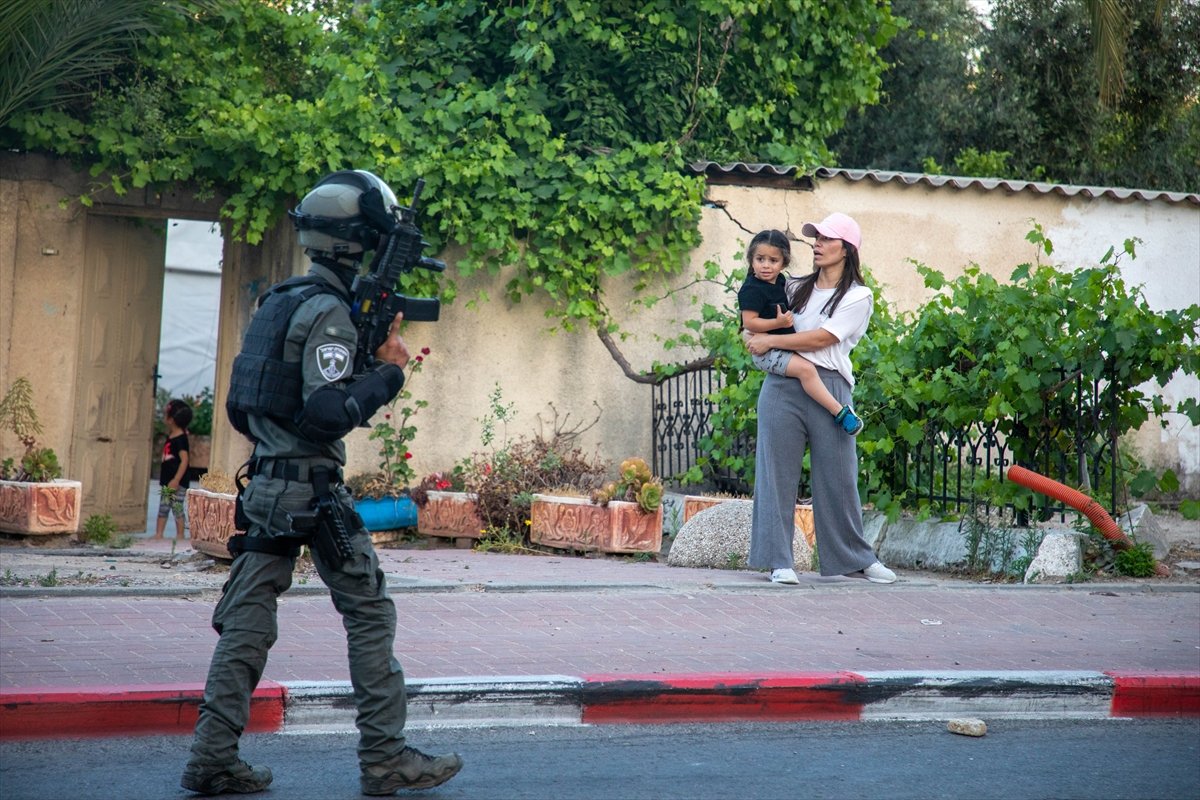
[789,283,873,387]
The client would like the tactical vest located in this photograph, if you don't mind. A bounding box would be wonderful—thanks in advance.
[226,276,338,438]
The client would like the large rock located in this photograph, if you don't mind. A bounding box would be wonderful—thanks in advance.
[1023,531,1083,584]
[667,500,812,571]
[1118,503,1170,559]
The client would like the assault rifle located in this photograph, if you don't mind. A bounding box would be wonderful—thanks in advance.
[350,178,444,374]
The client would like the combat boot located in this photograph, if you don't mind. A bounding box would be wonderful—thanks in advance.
[360,746,464,795]
[181,759,273,795]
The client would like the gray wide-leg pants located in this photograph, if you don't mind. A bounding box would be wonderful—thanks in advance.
[749,369,878,576]
[187,476,407,770]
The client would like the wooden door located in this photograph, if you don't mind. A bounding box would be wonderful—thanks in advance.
[73,216,166,530]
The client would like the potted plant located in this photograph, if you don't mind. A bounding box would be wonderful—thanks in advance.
[530,457,664,555]
[186,469,238,559]
[412,387,607,549]
[345,472,417,532]
[0,377,81,536]
[409,468,484,544]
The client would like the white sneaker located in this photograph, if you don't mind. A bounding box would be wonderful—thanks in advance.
[863,561,897,584]
[770,568,799,585]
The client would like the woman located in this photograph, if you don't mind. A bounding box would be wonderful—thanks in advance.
[744,212,896,585]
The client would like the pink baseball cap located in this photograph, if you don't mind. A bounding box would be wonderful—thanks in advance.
[801,212,861,251]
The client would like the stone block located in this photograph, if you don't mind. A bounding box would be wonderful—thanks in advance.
[1117,503,1170,559]
[1023,530,1083,584]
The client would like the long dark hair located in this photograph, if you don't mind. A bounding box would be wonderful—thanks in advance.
[789,241,864,317]
[745,229,791,278]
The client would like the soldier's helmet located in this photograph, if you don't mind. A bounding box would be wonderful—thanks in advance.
[289,170,400,259]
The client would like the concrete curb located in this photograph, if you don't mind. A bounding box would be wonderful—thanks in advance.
[2,671,1197,740]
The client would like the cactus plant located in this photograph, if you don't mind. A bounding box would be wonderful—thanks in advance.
[619,457,653,485]
[20,448,61,483]
[592,457,662,514]
[635,480,663,514]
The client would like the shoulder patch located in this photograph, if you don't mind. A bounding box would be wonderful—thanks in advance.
[316,343,352,381]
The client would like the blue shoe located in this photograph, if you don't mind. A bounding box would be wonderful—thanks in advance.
[834,405,863,435]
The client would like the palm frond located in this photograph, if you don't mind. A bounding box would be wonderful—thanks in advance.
[0,0,199,127]
[1087,0,1130,108]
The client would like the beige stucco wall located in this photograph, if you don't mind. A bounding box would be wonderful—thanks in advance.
[0,167,86,464]
[343,254,667,484]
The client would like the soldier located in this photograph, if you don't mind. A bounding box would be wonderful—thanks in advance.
[182,170,463,796]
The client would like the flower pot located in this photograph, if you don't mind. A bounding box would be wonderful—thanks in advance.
[682,495,815,547]
[186,487,237,560]
[417,491,484,541]
[0,479,82,535]
[355,496,418,531]
[529,494,663,555]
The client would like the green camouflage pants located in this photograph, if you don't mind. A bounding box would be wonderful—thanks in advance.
[186,475,407,769]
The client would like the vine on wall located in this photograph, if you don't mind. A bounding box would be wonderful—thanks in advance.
[3,0,897,339]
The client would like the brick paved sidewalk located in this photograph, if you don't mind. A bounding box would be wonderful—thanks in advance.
[2,547,1198,691]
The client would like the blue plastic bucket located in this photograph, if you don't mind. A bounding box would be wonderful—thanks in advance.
[354,496,418,531]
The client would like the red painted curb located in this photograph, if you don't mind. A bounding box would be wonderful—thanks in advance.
[1107,672,1200,717]
[0,683,287,740]
[580,672,867,724]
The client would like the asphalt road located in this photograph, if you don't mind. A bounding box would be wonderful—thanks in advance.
[2,718,1197,800]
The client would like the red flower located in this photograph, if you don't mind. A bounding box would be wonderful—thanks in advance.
[384,413,391,419]
[415,355,423,362]
[404,452,413,459]
[421,347,431,355]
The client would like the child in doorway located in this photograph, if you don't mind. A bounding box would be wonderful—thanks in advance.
[155,399,193,538]
[737,229,863,435]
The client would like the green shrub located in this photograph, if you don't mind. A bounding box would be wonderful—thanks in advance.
[82,513,117,546]
[18,448,61,482]
[466,437,607,535]
[1114,541,1157,577]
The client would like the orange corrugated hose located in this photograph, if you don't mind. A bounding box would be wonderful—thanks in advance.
[1006,465,1169,577]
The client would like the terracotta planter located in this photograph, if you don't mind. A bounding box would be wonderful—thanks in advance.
[529,494,663,555]
[186,487,237,560]
[682,495,815,547]
[417,491,484,541]
[0,479,82,535]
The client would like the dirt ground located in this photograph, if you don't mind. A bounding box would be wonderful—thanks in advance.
[0,508,1196,590]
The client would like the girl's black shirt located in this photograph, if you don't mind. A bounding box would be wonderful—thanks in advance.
[737,274,794,335]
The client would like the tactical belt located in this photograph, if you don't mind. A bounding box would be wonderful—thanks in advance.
[227,534,304,559]
[227,462,354,563]
[250,458,343,484]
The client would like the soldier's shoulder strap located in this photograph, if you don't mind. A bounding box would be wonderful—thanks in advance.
[257,274,338,309]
